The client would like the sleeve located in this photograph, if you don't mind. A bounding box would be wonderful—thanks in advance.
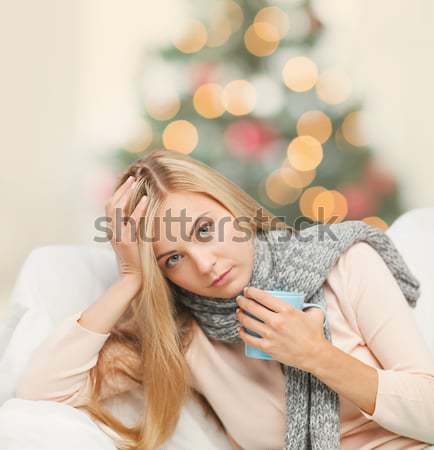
[342,241,434,444]
[15,310,141,407]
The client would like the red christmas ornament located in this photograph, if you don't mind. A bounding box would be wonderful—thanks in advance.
[361,159,397,197]
[224,119,277,160]
[340,184,379,219]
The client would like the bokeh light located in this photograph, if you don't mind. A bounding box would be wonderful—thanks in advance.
[173,19,208,54]
[254,22,280,42]
[312,189,348,223]
[280,158,316,188]
[362,216,389,231]
[316,68,352,104]
[299,186,326,220]
[204,0,244,48]
[193,83,225,118]
[244,23,279,57]
[299,187,348,223]
[282,56,318,92]
[330,190,349,222]
[254,6,290,40]
[311,189,335,223]
[162,120,198,154]
[224,0,244,33]
[341,111,369,147]
[287,135,323,171]
[296,110,333,144]
[222,80,256,115]
[145,95,181,121]
[265,169,302,205]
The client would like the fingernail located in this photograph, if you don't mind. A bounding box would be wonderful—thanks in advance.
[243,287,247,295]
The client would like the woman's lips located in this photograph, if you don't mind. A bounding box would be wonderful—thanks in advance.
[211,267,233,287]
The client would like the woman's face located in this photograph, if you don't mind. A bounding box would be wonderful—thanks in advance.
[152,191,255,299]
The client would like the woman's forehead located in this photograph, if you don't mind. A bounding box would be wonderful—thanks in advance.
[156,191,219,217]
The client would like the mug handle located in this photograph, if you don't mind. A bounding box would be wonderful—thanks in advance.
[302,303,328,328]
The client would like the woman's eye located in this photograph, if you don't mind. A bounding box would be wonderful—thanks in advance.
[165,254,182,269]
[198,221,213,237]
[164,221,214,269]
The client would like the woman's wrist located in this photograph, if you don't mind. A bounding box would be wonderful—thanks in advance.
[306,340,378,416]
[119,273,142,294]
[78,274,143,334]
[303,339,334,374]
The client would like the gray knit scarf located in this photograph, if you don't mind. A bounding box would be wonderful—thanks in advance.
[170,220,421,450]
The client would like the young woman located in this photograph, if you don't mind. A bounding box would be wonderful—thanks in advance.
[16,148,434,450]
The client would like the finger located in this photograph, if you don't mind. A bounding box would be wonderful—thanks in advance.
[105,176,135,221]
[115,180,138,223]
[109,175,135,210]
[130,195,148,224]
[243,287,290,314]
[237,308,271,339]
[239,326,268,351]
[236,295,276,324]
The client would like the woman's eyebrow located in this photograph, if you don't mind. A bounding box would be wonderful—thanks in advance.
[156,210,211,261]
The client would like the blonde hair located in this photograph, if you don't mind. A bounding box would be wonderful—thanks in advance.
[77,148,295,450]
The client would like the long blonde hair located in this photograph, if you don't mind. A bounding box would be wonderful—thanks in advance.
[77,148,295,450]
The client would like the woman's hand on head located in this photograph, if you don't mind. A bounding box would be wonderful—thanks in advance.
[105,175,149,283]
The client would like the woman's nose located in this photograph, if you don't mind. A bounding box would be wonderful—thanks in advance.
[190,249,217,275]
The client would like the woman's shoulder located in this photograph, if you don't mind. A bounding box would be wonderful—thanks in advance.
[325,241,384,310]
[340,240,379,262]
[332,240,383,276]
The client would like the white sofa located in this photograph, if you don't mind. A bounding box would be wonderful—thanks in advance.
[0,245,233,450]
[0,207,433,450]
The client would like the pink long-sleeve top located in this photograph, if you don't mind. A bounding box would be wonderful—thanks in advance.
[15,242,434,449]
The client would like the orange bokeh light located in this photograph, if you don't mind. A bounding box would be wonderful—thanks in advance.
[222,80,256,116]
[362,216,388,231]
[287,136,323,172]
[297,110,332,144]
[162,120,198,154]
[244,23,279,57]
[282,56,318,92]
[193,83,225,119]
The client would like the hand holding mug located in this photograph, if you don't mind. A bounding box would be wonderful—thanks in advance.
[236,287,330,371]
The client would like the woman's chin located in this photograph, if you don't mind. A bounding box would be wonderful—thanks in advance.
[228,268,251,298]
[212,279,244,299]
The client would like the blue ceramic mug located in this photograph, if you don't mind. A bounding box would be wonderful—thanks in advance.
[243,290,327,360]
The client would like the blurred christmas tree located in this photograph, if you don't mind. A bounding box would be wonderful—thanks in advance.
[104,0,403,230]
